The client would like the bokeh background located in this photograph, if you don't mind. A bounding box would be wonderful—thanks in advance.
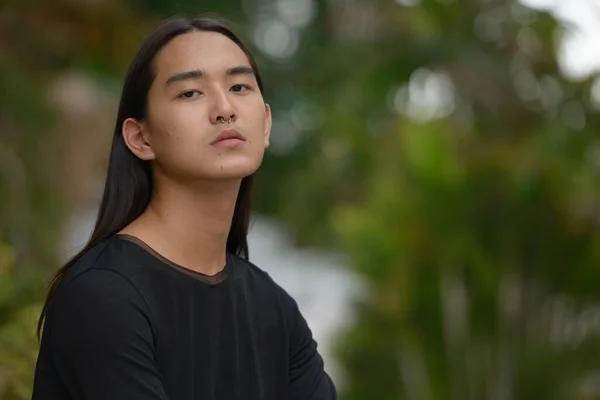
[2,0,600,398]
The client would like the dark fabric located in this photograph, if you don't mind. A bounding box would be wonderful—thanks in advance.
[32,235,336,400]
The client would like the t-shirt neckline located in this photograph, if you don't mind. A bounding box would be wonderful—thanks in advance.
[115,234,230,286]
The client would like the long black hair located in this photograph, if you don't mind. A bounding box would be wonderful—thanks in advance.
[37,15,264,338]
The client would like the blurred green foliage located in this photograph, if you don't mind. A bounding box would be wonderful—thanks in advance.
[268,1,600,399]
[1,0,600,398]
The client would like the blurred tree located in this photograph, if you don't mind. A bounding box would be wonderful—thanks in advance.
[249,0,600,398]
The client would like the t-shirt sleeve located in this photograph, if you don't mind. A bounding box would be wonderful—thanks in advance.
[287,296,337,400]
[37,269,169,400]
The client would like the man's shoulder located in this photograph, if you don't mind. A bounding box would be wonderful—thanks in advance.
[230,254,295,302]
[62,235,145,284]
[231,254,276,285]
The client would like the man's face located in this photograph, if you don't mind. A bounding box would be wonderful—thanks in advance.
[141,30,271,182]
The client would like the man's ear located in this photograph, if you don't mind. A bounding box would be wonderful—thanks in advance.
[263,103,272,148]
[122,118,155,160]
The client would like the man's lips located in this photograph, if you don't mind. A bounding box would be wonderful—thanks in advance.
[211,128,246,149]
[212,128,245,145]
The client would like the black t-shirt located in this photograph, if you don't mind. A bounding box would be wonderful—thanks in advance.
[32,234,337,400]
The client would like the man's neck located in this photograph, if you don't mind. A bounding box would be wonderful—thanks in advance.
[119,176,242,276]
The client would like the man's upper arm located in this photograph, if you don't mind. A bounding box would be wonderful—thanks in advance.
[287,295,337,400]
[37,269,169,400]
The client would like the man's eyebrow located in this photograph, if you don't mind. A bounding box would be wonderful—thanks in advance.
[165,66,255,86]
[165,69,205,86]
[226,65,255,77]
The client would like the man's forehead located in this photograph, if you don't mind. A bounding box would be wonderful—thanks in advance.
[158,32,246,63]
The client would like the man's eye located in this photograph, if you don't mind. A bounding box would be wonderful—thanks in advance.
[179,90,201,99]
[231,84,250,93]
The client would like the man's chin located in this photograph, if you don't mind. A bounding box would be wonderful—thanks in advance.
[204,165,261,182]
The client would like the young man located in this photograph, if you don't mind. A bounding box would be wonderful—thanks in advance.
[32,16,336,400]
